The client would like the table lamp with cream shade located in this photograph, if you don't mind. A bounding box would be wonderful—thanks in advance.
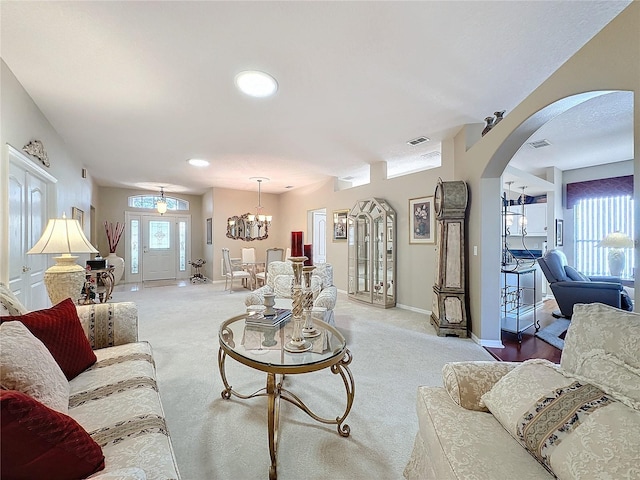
[27,213,98,305]
[598,231,634,277]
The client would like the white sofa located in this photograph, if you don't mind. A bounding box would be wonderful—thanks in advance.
[245,261,337,324]
[404,302,640,480]
[0,285,180,480]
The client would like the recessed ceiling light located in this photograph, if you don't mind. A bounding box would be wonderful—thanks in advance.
[235,70,278,98]
[187,158,210,167]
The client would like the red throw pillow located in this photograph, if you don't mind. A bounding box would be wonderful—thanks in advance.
[2,298,96,379]
[1,390,105,480]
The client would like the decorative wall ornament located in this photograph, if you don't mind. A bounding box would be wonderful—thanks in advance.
[481,110,507,136]
[22,140,50,167]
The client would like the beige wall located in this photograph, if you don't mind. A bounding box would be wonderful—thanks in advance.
[210,187,282,281]
[456,2,639,344]
[279,143,455,312]
[1,61,96,283]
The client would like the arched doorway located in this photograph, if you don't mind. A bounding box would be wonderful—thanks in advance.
[481,90,634,345]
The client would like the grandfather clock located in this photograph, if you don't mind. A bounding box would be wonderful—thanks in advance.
[431,179,469,337]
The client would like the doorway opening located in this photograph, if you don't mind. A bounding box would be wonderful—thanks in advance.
[308,208,327,264]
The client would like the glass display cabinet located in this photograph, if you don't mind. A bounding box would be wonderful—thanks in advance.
[347,198,396,308]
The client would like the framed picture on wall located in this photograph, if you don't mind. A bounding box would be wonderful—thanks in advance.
[409,196,435,244]
[333,210,348,241]
[556,219,563,246]
[206,218,212,245]
[72,207,84,228]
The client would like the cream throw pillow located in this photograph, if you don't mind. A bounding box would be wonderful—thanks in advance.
[0,321,70,413]
[0,282,28,316]
[482,359,640,479]
[561,302,640,410]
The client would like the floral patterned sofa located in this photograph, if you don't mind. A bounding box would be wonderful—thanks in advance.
[404,302,640,480]
[0,284,180,480]
[245,261,337,325]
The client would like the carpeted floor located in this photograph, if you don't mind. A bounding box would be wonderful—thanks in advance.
[112,281,494,480]
[535,318,571,350]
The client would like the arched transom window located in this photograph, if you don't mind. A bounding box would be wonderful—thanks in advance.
[128,195,189,212]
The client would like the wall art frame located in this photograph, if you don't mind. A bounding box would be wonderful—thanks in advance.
[556,219,564,246]
[409,196,435,244]
[206,218,212,244]
[72,207,84,228]
[333,209,349,241]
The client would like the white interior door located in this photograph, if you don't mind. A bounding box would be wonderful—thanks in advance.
[142,215,177,281]
[312,210,327,264]
[8,147,56,309]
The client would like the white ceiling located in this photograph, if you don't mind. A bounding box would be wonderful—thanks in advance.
[0,1,633,196]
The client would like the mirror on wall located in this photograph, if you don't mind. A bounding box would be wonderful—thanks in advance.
[227,213,269,241]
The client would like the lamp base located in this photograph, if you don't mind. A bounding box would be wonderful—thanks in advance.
[607,249,625,277]
[44,255,86,305]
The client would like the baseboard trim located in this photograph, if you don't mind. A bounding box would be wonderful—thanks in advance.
[471,331,505,349]
[397,303,430,315]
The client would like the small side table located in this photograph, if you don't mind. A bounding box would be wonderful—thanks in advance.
[80,266,115,304]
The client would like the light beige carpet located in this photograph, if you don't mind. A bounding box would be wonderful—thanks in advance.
[112,281,494,480]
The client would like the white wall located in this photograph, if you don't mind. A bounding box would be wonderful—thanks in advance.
[1,60,96,283]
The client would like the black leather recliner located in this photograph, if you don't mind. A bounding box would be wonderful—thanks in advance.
[537,249,633,318]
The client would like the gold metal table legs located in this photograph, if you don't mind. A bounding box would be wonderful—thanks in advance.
[218,349,355,479]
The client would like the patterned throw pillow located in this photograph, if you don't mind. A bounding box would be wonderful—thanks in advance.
[2,298,97,380]
[482,359,640,479]
[0,321,70,413]
[1,390,105,480]
[561,302,640,410]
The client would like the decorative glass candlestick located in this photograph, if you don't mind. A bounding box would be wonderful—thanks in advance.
[284,256,312,353]
[302,265,320,338]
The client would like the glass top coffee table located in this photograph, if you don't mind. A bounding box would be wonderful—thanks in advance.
[218,314,355,480]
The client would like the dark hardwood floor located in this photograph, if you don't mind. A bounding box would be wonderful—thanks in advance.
[484,298,563,363]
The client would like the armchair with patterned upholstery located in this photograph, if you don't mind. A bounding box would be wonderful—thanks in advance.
[245,261,337,324]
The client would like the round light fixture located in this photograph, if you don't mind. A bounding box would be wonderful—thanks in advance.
[235,70,278,98]
[187,158,210,167]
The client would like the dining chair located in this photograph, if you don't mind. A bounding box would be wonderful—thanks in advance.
[255,248,285,287]
[241,248,257,288]
[222,248,251,293]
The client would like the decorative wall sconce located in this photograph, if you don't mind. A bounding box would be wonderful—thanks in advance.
[23,139,50,167]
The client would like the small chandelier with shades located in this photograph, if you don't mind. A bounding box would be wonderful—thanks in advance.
[247,177,272,230]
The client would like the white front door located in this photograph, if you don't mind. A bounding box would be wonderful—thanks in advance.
[142,215,177,281]
[8,148,55,309]
[312,210,327,264]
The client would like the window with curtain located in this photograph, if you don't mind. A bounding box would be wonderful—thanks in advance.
[571,175,634,278]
